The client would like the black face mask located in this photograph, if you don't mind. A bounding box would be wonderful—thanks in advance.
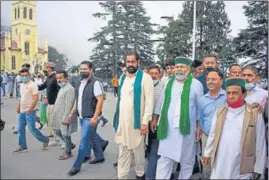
[80,72,90,79]
[43,70,48,76]
[204,67,215,75]
[127,66,138,74]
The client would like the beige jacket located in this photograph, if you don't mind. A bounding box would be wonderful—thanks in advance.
[211,104,258,174]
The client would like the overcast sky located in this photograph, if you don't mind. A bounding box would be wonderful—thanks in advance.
[1,1,248,65]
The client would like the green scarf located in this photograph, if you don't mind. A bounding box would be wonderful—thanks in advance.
[157,73,193,140]
[113,68,143,132]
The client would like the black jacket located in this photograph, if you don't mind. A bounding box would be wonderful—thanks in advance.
[38,73,60,105]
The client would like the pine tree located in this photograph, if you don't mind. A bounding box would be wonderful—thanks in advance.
[156,1,231,63]
[48,46,68,70]
[89,1,156,78]
[195,1,231,61]
[156,1,193,61]
[233,1,268,79]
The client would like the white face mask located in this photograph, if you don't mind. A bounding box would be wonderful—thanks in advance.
[175,71,188,80]
[153,79,159,85]
[245,83,255,90]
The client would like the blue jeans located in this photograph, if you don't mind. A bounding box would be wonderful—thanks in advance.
[1,83,6,96]
[18,111,49,149]
[73,118,104,170]
[54,129,72,153]
[146,139,160,179]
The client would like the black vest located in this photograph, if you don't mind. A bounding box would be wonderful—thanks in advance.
[75,76,98,118]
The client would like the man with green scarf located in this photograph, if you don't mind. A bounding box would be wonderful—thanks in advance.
[113,52,154,179]
[151,57,204,179]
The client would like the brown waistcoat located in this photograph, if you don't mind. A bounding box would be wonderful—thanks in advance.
[210,104,258,174]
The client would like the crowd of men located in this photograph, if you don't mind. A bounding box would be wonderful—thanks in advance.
[2,52,268,179]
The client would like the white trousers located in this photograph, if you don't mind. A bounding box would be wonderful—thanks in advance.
[156,155,195,179]
[118,140,145,179]
[202,133,208,156]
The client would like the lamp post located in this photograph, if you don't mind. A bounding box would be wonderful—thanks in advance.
[192,1,197,60]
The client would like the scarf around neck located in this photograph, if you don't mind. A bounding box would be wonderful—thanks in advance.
[157,73,193,140]
[113,68,143,132]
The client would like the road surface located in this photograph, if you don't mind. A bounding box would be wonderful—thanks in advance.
[1,93,208,179]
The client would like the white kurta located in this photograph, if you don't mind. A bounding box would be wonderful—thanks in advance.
[245,86,268,110]
[155,78,204,179]
[204,105,266,179]
[114,73,154,149]
[157,82,185,161]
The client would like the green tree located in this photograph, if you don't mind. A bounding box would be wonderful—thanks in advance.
[48,46,68,70]
[233,1,268,79]
[157,1,231,63]
[89,1,156,78]
[195,1,231,60]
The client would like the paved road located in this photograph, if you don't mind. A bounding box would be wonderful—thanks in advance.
[1,93,207,179]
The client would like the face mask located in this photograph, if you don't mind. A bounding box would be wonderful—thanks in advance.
[227,98,245,108]
[245,83,255,90]
[175,71,188,80]
[43,70,48,76]
[153,79,159,86]
[57,82,66,88]
[80,72,89,79]
[127,66,138,74]
[21,77,30,83]
[204,67,215,75]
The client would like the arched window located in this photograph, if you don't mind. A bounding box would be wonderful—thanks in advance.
[24,42,30,55]
[23,7,27,19]
[18,7,20,18]
[12,56,16,70]
[15,8,17,19]
[29,8,33,20]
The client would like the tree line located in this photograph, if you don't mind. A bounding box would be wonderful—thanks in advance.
[89,1,268,79]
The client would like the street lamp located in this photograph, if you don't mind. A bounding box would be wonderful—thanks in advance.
[160,16,174,21]
[191,1,197,60]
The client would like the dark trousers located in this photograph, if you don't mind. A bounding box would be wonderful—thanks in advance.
[113,87,118,97]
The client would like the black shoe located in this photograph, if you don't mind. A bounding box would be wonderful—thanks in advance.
[38,122,43,130]
[136,174,145,180]
[89,158,105,164]
[102,141,109,152]
[13,130,18,134]
[102,119,108,127]
[71,144,76,150]
[83,156,91,163]
[113,162,118,168]
[67,168,80,176]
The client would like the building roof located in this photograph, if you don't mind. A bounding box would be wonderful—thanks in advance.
[38,47,47,54]
[8,40,21,51]
[0,39,47,53]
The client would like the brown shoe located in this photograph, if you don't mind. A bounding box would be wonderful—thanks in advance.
[58,152,72,160]
[13,147,28,153]
[42,139,50,151]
